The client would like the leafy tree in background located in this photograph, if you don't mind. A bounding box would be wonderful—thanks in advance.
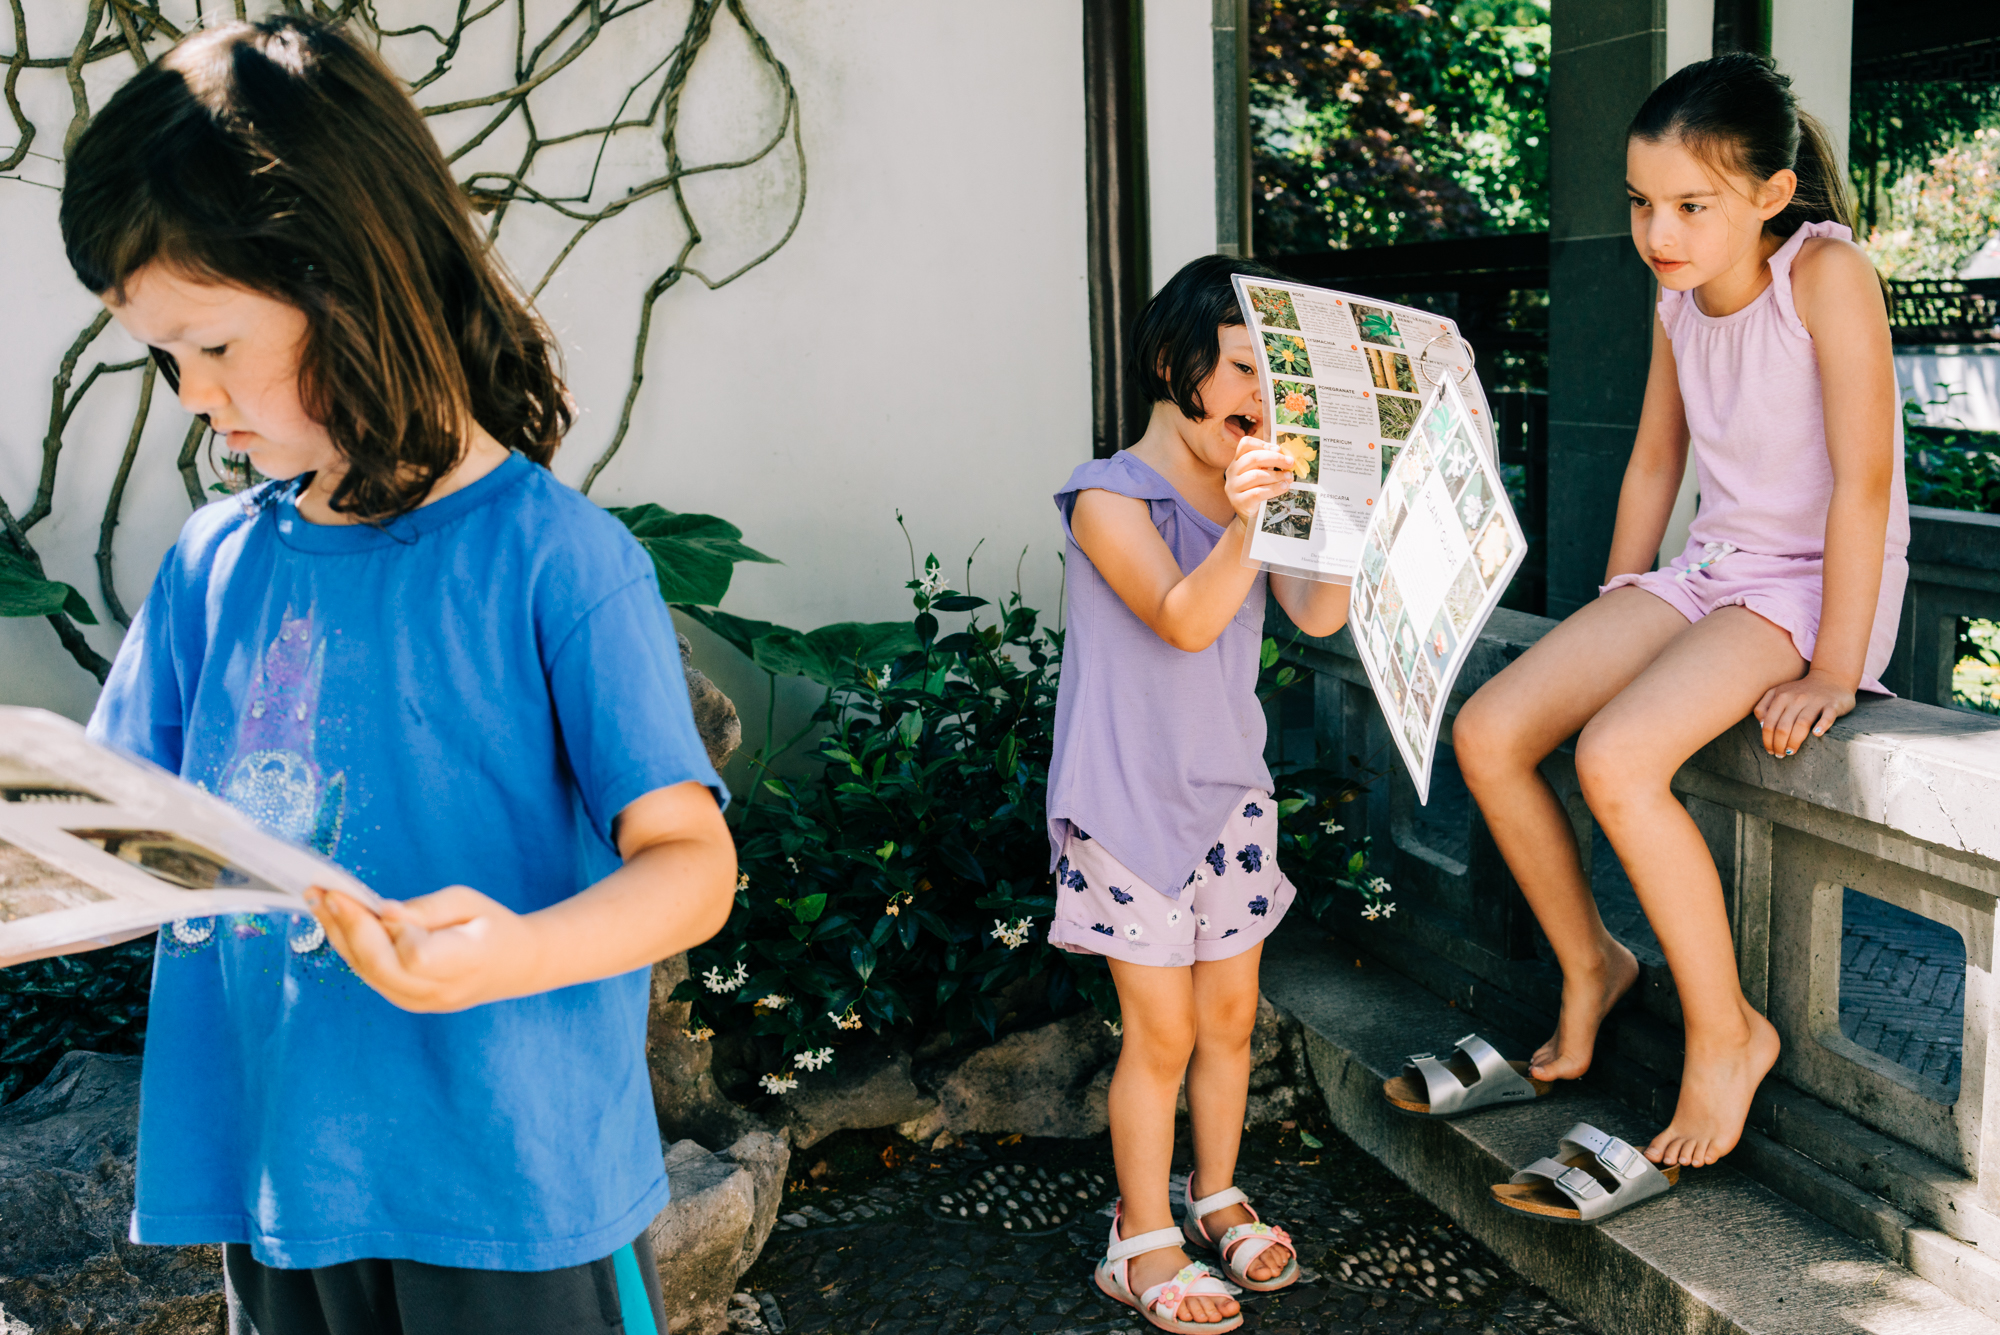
[1850,81,2000,241]
[1251,0,1550,254]
[1862,129,2000,280]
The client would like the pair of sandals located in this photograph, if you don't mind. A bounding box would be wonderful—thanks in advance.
[1094,1175,1299,1333]
[1385,1033,1680,1224]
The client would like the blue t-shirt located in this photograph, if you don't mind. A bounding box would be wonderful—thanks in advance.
[87,452,725,1271]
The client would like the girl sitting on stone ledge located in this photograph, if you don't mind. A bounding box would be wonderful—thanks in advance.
[1454,53,1906,1183]
[1046,256,1351,1331]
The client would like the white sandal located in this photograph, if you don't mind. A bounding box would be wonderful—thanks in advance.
[1178,1175,1299,1292]
[1094,1203,1244,1333]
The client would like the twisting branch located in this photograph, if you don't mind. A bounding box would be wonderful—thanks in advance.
[96,359,156,627]
[5,0,808,679]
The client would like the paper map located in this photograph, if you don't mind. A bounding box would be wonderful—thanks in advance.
[1232,274,1495,583]
[0,708,382,967]
[1348,374,1526,802]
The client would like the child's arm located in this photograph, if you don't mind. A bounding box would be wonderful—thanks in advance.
[1270,573,1350,638]
[1603,316,1692,582]
[1070,438,1297,652]
[309,779,735,1012]
[1754,238,1896,758]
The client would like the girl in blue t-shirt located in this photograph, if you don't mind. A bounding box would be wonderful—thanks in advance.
[38,16,736,1333]
[1050,257,1350,1332]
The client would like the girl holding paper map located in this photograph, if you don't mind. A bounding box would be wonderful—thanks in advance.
[1453,54,1905,1202]
[44,16,736,1333]
[1047,257,1350,1332]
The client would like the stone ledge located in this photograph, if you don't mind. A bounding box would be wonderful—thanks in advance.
[1262,931,2000,1335]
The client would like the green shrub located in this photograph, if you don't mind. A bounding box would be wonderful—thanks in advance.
[0,936,154,1103]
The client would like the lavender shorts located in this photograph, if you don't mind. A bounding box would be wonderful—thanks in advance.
[1046,790,1296,967]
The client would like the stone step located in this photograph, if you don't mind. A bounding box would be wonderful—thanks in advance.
[1262,932,2000,1335]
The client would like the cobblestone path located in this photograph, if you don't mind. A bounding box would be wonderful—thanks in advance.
[736,1114,1592,1335]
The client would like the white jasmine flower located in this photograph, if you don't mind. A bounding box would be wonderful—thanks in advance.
[1367,876,1392,897]
[736,871,750,891]
[701,961,750,995]
[786,856,800,874]
[1379,902,1397,918]
[793,1047,835,1072]
[918,567,950,596]
[1322,818,1345,835]
[1362,905,1381,921]
[683,1024,715,1042]
[759,1072,799,1095]
[755,993,792,1011]
[989,917,1033,949]
[828,1007,864,1031]
[1104,1019,1123,1037]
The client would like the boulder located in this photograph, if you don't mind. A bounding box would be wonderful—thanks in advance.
[649,1140,758,1335]
[711,1131,789,1277]
[778,1050,935,1151]
[648,954,763,1148]
[931,1010,1119,1139]
[678,634,742,770]
[0,1052,223,1335]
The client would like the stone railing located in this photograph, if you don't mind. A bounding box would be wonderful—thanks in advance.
[1882,505,2000,708]
[1285,608,2000,1283]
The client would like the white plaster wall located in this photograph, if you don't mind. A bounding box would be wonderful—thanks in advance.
[1144,0,1218,293]
[0,2,1154,769]
[1771,0,1852,171]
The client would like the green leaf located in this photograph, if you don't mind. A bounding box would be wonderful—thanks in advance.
[930,594,989,612]
[792,893,827,924]
[1298,1129,1325,1149]
[1277,797,1308,817]
[0,548,95,624]
[756,621,922,687]
[607,504,779,608]
[674,604,783,660]
[997,733,1020,780]
[1259,636,1279,670]
[875,839,897,862]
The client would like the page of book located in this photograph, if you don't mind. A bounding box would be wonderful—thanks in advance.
[1232,275,1496,584]
[1347,376,1526,803]
[0,709,381,967]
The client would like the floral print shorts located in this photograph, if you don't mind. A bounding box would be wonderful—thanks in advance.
[1046,790,1296,967]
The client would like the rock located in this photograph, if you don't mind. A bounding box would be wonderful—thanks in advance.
[648,954,762,1148]
[896,1105,947,1144]
[1245,1084,1302,1127]
[678,634,741,770]
[649,1140,758,1335]
[779,1050,935,1150]
[932,1010,1118,1139]
[712,1131,789,1278]
[0,1051,223,1335]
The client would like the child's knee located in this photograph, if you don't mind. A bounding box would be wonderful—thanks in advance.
[1574,721,1662,817]
[1120,1010,1198,1073]
[1194,991,1259,1054]
[1453,693,1526,788]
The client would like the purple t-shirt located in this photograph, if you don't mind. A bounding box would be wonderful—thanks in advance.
[1047,451,1272,898]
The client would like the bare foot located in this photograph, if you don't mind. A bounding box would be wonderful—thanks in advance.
[1647,1004,1780,1166]
[1530,939,1640,1081]
[1190,1187,1293,1282]
[1124,1234,1239,1326]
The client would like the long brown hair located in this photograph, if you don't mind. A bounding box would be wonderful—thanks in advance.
[60,15,570,521]
[1629,52,1859,240]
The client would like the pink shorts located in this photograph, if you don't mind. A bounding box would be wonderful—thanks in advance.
[1602,545,1906,694]
[1046,790,1295,968]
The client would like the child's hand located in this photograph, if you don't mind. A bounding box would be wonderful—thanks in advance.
[1224,436,1298,525]
[307,885,546,1012]
[1753,669,1855,758]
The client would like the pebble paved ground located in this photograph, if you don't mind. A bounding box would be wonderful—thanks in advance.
[732,1110,1593,1335]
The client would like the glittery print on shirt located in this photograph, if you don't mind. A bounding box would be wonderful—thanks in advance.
[166,607,349,963]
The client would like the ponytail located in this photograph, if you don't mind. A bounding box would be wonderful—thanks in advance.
[1777,110,1858,237]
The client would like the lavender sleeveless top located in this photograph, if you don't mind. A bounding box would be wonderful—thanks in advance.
[1046,451,1271,898]
[1660,221,1911,562]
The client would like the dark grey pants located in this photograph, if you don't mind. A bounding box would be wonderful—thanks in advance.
[224,1231,666,1335]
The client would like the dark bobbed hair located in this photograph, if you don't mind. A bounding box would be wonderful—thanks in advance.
[1628,53,1857,238]
[60,16,570,522]
[1131,254,1291,423]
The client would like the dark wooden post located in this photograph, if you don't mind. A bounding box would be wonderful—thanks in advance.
[1084,0,1150,459]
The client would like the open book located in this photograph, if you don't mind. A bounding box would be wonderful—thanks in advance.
[0,708,382,967]
[1348,375,1527,802]
[1231,274,1497,584]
